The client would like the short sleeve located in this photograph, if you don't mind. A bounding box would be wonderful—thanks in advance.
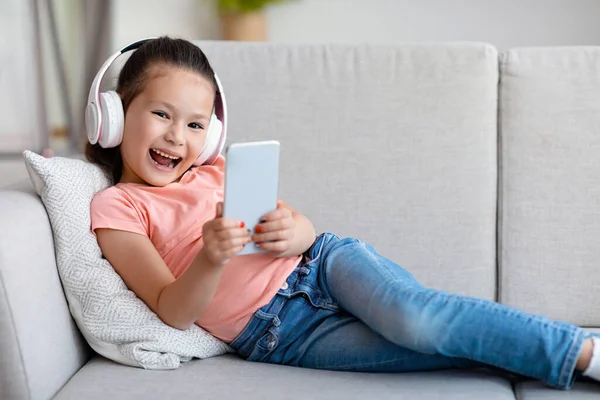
[90,187,147,236]
[213,155,225,169]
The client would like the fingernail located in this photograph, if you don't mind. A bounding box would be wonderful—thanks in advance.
[255,225,262,233]
[240,222,245,228]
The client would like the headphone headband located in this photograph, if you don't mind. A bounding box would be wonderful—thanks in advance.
[204,73,228,164]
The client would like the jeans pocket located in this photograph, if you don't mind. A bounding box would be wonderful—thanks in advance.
[248,326,280,362]
[292,289,339,312]
[303,232,340,268]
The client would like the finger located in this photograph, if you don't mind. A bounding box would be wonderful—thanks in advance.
[219,243,249,260]
[216,202,223,218]
[217,236,252,251]
[255,218,293,234]
[253,229,293,244]
[257,240,289,253]
[277,199,295,211]
[215,227,252,240]
[260,207,292,223]
[261,207,292,222]
[206,238,250,264]
[211,218,246,231]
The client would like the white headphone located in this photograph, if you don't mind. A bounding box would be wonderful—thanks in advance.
[85,38,227,166]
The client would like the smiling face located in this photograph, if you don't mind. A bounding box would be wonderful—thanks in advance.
[118,64,215,186]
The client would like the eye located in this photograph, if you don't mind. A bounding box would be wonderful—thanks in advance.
[152,111,168,119]
[188,122,204,130]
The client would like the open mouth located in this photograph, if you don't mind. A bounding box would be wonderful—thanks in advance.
[149,148,182,169]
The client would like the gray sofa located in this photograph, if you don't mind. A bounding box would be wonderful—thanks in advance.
[2,41,600,399]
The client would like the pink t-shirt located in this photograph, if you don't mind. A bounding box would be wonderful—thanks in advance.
[89,156,301,342]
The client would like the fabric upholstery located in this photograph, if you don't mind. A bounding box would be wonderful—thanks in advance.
[514,381,599,399]
[499,47,600,325]
[3,41,600,399]
[0,189,90,400]
[55,355,516,400]
[196,41,499,299]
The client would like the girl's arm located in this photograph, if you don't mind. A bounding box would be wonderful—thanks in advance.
[96,210,249,331]
[96,229,222,330]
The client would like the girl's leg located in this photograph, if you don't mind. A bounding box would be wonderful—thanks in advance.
[234,252,479,373]
[278,310,480,372]
[313,234,594,390]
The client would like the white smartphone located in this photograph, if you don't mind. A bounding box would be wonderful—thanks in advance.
[223,140,280,256]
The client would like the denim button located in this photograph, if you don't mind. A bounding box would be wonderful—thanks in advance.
[281,281,289,290]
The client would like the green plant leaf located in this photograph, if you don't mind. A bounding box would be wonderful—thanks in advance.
[214,0,294,13]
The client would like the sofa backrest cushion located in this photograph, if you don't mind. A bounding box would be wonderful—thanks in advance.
[499,47,600,325]
[198,41,500,299]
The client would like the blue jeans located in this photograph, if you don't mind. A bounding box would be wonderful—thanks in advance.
[230,233,594,390]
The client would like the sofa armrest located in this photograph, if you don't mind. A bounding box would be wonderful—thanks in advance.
[0,188,90,400]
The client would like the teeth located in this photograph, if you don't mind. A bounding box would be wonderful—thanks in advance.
[152,159,175,168]
[151,148,180,160]
[168,160,175,168]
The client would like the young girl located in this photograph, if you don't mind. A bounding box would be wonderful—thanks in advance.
[88,36,599,391]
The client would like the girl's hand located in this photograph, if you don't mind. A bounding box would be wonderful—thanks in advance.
[202,202,251,265]
[252,200,296,255]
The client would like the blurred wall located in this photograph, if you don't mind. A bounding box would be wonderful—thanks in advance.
[268,0,600,48]
[111,0,600,49]
[110,0,219,47]
[46,0,600,133]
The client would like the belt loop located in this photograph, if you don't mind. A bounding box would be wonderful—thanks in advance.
[299,266,311,276]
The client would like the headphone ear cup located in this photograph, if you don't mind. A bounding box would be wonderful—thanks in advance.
[85,102,100,144]
[98,90,124,148]
[194,115,223,166]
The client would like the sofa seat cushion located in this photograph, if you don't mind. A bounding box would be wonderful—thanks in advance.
[515,381,599,399]
[55,354,517,400]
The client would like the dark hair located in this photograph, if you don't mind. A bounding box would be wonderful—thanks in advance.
[85,36,218,184]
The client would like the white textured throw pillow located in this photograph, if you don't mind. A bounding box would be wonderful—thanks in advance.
[22,150,231,369]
